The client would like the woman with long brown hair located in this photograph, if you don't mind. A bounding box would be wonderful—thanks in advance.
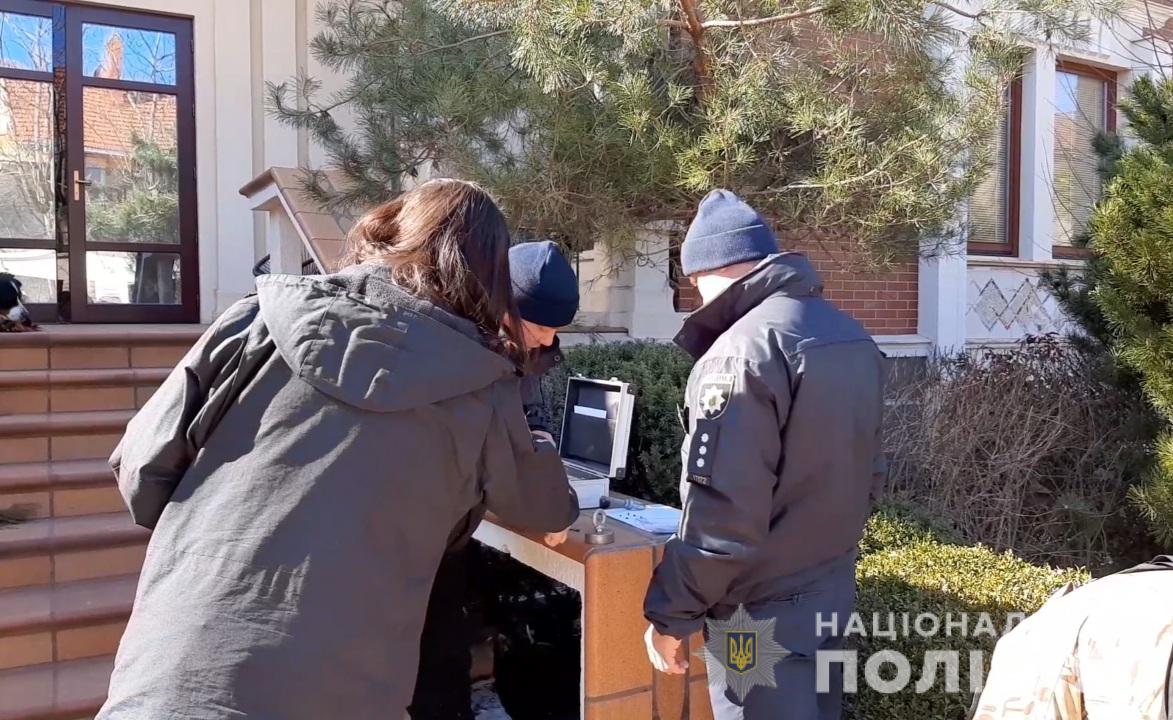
[97,179,579,719]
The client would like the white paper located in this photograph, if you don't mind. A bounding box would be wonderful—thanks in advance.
[605,505,682,534]
[573,405,607,419]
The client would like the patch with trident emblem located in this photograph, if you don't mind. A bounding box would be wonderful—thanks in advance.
[701,605,791,702]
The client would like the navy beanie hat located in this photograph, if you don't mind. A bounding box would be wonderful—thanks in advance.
[680,189,778,276]
[509,240,580,328]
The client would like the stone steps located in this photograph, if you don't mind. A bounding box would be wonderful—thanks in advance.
[0,655,114,720]
[0,325,201,719]
[0,460,117,494]
[0,575,136,682]
[0,411,138,440]
[0,514,149,562]
[0,574,137,637]
[0,369,169,418]
[0,368,171,391]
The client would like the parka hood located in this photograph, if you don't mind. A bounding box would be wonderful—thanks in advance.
[255,265,516,412]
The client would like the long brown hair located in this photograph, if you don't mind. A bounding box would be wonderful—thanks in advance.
[345,179,526,365]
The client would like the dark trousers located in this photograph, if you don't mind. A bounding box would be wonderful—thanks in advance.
[708,565,856,720]
[408,546,473,720]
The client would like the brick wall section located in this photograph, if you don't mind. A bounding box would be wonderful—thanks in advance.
[670,232,919,335]
[801,240,919,335]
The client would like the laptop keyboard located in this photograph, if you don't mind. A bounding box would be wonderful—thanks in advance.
[564,464,600,481]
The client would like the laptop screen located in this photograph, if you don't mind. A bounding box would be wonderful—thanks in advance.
[561,380,622,469]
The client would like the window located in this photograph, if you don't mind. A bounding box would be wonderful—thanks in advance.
[668,232,702,312]
[0,0,197,323]
[1052,61,1116,255]
[968,77,1022,255]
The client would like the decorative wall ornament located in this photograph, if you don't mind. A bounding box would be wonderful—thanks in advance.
[967,269,1070,342]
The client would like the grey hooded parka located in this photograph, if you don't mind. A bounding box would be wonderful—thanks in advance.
[97,264,579,719]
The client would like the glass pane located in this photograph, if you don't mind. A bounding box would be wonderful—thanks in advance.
[83,23,176,85]
[0,248,55,303]
[1053,70,1107,247]
[969,89,1012,246]
[86,251,180,305]
[83,88,179,244]
[0,11,51,73]
[0,79,54,240]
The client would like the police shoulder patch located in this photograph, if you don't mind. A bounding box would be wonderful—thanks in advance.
[696,373,735,420]
[686,418,720,484]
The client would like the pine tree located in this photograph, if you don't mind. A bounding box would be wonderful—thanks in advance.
[270,0,1107,261]
[1082,75,1173,546]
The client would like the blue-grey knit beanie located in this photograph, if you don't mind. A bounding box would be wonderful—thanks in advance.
[680,189,778,276]
[509,240,579,328]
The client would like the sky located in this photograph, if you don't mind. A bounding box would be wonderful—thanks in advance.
[0,10,175,85]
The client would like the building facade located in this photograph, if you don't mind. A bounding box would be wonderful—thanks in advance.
[1,2,1172,716]
[0,0,1168,343]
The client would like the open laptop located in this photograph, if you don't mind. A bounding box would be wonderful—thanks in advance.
[557,376,635,508]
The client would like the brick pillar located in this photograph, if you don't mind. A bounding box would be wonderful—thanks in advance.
[581,542,716,720]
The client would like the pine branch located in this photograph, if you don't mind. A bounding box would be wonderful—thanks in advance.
[675,0,713,101]
[701,6,828,29]
[661,5,828,29]
[413,29,510,56]
[930,2,985,20]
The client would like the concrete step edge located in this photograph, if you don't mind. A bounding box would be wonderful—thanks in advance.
[0,460,115,494]
[0,574,137,637]
[0,514,148,560]
[0,655,113,720]
[0,326,205,349]
[0,411,134,440]
[0,368,169,390]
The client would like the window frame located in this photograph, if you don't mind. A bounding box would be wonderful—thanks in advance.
[668,231,703,313]
[0,0,56,318]
[1051,59,1118,261]
[0,0,198,323]
[968,75,1024,257]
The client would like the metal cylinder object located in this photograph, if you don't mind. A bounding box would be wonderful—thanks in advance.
[585,508,615,545]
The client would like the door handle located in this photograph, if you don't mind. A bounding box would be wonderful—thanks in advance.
[72,170,92,202]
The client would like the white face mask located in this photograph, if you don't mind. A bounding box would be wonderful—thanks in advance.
[694,273,738,305]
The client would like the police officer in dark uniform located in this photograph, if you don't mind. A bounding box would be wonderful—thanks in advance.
[410,240,579,720]
[643,190,886,720]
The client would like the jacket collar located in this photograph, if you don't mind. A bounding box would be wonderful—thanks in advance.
[674,253,823,359]
[528,335,563,376]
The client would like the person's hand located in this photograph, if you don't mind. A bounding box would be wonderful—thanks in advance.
[531,430,555,446]
[644,624,688,674]
[544,529,570,547]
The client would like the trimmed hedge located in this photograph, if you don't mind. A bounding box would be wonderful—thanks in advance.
[852,505,1087,719]
[545,342,1088,719]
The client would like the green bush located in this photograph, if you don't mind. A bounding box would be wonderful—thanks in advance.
[544,341,693,505]
[860,502,963,555]
[850,503,1088,720]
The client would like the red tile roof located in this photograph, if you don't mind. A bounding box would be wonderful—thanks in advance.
[0,51,176,157]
